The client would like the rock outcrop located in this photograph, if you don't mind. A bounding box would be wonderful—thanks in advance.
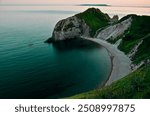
[46,8,111,43]
[111,15,119,22]
[127,40,143,59]
[95,17,132,40]
[46,16,91,42]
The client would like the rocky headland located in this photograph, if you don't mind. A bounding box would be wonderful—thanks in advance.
[46,8,150,98]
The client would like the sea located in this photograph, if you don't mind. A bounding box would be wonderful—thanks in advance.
[0,4,149,98]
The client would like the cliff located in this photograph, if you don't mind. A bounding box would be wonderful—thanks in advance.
[47,16,91,42]
[95,17,132,40]
[46,8,150,69]
[45,8,150,99]
[46,8,112,42]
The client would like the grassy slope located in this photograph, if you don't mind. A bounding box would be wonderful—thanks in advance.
[109,15,150,65]
[133,35,150,64]
[70,64,150,99]
[118,15,150,55]
[76,8,110,36]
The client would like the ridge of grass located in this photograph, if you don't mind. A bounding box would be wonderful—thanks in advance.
[76,8,110,36]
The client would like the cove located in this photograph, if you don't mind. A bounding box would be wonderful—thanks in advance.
[0,10,111,99]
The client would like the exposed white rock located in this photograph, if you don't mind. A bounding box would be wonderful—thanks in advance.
[127,34,150,70]
[114,39,122,47]
[131,61,144,71]
[127,40,143,59]
[111,15,119,23]
[132,59,150,71]
[96,17,132,40]
[52,16,91,41]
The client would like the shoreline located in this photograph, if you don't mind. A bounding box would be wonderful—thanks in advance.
[82,37,132,86]
[103,53,114,87]
[97,49,114,88]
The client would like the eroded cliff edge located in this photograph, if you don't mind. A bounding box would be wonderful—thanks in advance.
[46,8,112,42]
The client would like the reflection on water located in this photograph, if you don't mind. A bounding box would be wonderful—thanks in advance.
[51,38,102,52]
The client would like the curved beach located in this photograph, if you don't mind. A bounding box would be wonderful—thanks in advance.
[82,37,132,86]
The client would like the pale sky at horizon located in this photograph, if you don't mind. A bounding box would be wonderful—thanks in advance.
[0,0,150,6]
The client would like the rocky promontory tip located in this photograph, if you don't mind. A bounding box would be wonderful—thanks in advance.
[48,16,91,42]
[46,8,114,43]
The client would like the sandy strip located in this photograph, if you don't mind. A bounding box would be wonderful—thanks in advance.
[82,37,132,86]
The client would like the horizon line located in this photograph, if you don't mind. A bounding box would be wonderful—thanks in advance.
[0,3,149,8]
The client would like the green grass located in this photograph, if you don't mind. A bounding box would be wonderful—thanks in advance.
[69,64,150,99]
[119,38,141,54]
[118,15,150,55]
[133,35,150,64]
[107,34,124,44]
[76,8,110,36]
[118,15,150,65]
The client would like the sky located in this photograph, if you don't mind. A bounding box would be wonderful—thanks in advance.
[0,0,150,6]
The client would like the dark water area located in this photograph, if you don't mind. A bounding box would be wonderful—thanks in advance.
[0,10,111,99]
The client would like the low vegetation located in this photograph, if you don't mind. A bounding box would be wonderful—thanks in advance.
[105,15,150,64]
[133,35,150,64]
[118,15,150,53]
[76,8,110,36]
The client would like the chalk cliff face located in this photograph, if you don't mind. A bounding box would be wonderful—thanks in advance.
[47,16,91,42]
[95,17,132,40]
[46,8,112,42]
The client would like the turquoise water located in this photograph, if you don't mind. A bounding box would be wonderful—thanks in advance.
[0,9,111,98]
[1,5,149,99]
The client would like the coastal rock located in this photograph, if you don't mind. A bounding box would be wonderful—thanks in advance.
[47,16,91,42]
[127,40,143,59]
[130,61,144,71]
[111,15,119,22]
[95,17,132,40]
[128,34,150,70]
[46,8,111,43]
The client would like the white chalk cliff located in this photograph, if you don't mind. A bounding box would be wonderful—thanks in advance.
[95,17,132,40]
[49,16,91,42]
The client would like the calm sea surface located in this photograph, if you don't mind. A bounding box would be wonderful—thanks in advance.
[0,5,149,98]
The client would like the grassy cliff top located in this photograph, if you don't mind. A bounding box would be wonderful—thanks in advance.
[76,8,110,36]
[118,15,150,64]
